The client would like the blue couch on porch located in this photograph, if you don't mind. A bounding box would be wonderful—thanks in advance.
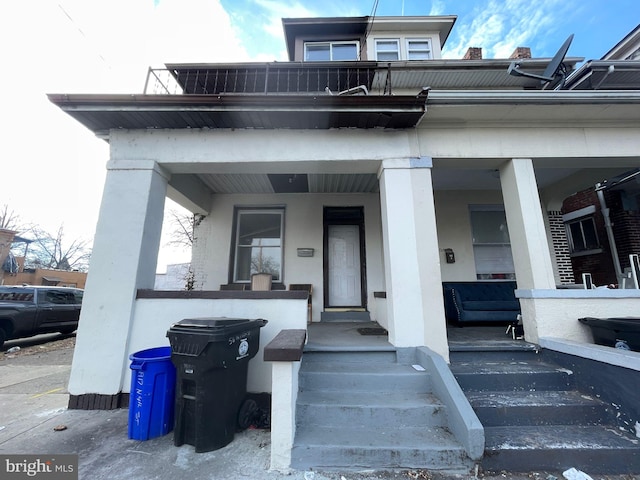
[442,281,520,325]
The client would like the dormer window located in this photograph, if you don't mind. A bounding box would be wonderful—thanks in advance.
[375,39,400,61]
[304,41,359,61]
[407,39,432,60]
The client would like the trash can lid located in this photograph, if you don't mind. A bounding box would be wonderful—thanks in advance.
[168,317,267,334]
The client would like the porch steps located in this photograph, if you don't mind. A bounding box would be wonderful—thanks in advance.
[291,350,473,472]
[450,348,640,474]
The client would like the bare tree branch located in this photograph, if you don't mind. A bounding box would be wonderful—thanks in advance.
[166,210,205,249]
[26,224,92,272]
[0,204,26,231]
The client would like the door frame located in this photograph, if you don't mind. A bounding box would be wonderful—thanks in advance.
[323,206,367,309]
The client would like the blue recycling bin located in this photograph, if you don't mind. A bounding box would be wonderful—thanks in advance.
[128,346,176,440]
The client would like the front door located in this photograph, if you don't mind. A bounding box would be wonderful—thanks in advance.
[324,207,366,309]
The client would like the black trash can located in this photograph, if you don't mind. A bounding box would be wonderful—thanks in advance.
[167,317,267,453]
[579,317,640,351]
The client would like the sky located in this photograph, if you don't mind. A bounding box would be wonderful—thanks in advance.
[1,0,638,272]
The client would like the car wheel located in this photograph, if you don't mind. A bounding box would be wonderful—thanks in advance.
[0,328,6,350]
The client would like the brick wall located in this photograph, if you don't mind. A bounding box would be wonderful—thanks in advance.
[561,188,617,286]
[463,47,482,60]
[605,190,640,271]
[548,211,575,284]
[509,47,532,59]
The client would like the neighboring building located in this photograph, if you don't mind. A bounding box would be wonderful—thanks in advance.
[49,15,640,472]
[0,228,87,288]
[561,169,640,287]
[559,25,640,287]
[154,263,191,290]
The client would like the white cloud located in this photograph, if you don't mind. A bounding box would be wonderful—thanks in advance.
[442,0,573,59]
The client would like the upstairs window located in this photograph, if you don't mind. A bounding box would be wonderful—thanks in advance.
[375,39,400,61]
[304,41,359,61]
[407,39,432,60]
[233,208,284,283]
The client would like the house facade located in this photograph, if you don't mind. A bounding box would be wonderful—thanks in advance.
[50,15,640,470]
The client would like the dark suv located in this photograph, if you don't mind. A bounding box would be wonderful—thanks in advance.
[0,285,83,349]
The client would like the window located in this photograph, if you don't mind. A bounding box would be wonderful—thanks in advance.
[233,209,284,282]
[304,41,359,61]
[469,205,515,280]
[375,39,399,61]
[406,39,432,60]
[566,217,599,253]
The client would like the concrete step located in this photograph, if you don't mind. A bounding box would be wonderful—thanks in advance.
[466,390,615,427]
[299,362,431,393]
[291,425,472,471]
[449,348,539,363]
[296,391,448,428]
[450,360,574,392]
[301,349,397,364]
[483,425,640,474]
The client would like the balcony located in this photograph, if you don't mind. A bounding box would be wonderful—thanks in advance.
[144,62,391,96]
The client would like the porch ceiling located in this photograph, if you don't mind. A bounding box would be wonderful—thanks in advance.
[199,173,380,194]
[185,166,636,196]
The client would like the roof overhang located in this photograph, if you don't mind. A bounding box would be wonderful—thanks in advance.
[564,60,640,90]
[47,93,428,137]
[421,90,640,125]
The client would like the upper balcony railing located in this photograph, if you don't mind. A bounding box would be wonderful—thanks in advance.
[144,62,394,96]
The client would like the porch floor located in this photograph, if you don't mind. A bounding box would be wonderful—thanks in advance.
[305,322,537,351]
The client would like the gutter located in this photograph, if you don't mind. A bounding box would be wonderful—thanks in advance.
[426,90,640,105]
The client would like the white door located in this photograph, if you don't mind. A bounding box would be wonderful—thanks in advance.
[328,224,362,306]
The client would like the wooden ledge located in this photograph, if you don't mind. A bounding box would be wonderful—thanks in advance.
[264,329,307,362]
[136,289,308,300]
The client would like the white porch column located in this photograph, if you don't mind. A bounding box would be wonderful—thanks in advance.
[500,159,556,343]
[499,159,555,290]
[68,160,168,396]
[379,157,448,361]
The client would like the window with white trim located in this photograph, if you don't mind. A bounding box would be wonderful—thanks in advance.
[566,216,599,253]
[469,205,515,280]
[375,39,400,61]
[406,38,432,60]
[304,41,359,61]
[233,208,284,282]
[562,206,601,255]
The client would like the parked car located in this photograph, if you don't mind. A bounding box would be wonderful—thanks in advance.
[0,285,83,348]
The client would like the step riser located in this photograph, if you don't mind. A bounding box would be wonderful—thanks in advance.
[302,351,397,364]
[296,404,448,428]
[482,448,640,475]
[455,372,573,392]
[299,372,431,393]
[473,404,612,427]
[449,351,540,363]
[291,445,470,471]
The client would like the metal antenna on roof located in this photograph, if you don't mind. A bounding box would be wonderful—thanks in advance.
[507,34,574,90]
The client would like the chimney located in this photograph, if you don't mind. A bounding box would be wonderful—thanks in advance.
[463,47,482,60]
[509,47,531,59]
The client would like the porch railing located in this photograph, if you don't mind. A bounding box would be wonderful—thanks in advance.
[143,63,393,96]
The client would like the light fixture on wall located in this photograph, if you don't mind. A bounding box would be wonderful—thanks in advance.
[444,248,455,264]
